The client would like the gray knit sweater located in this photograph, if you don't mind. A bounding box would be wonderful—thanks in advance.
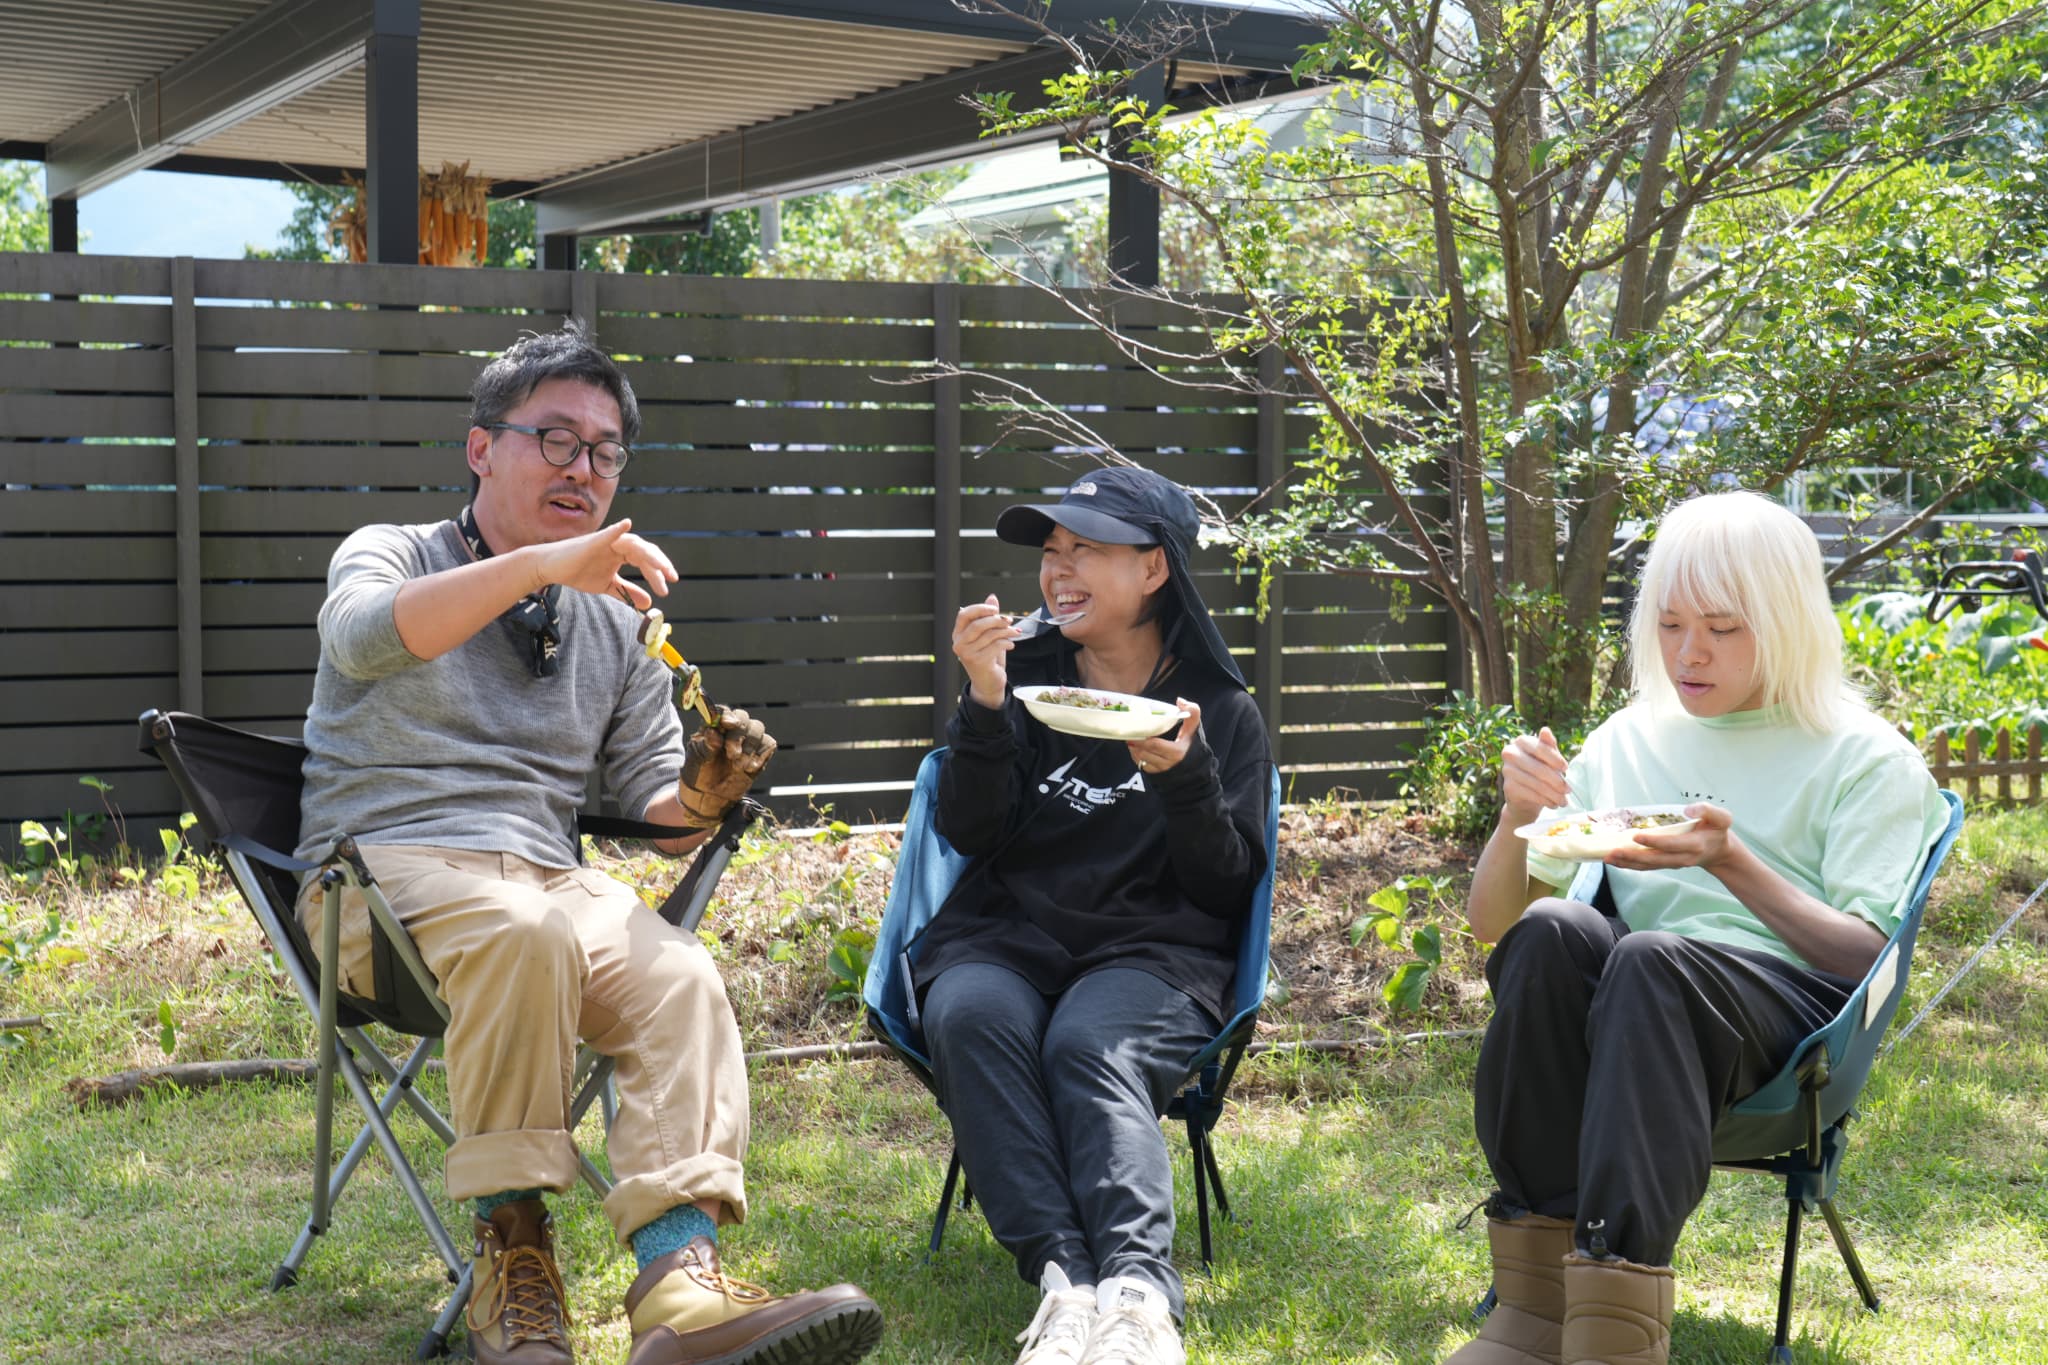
[294,519,685,868]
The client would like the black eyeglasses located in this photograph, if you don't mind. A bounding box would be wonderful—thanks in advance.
[486,422,631,478]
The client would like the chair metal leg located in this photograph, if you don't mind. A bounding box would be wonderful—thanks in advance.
[1769,1199,1803,1365]
[927,1149,962,1262]
[312,880,344,1234]
[1188,1118,1214,1268]
[1818,1198,1881,1313]
[418,1260,474,1360]
[348,1029,456,1146]
[275,1041,434,1288]
[1200,1125,1232,1222]
[334,1043,467,1278]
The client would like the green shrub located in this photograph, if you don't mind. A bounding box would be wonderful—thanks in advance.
[1840,591,2048,739]
[1400,694,1527,842]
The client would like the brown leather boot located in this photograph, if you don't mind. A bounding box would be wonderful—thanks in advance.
[1445,1214,1574,1364]
[465,1200,573,1365]
[624,1235,882,1365]
[1561,1253,1674,1365]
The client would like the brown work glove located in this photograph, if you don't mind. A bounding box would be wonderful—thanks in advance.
[677,706,777,828]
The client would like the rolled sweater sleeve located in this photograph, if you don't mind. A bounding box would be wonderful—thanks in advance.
[318,525,427,682]
[935,692,1020,856]
[1151,704,1268,918]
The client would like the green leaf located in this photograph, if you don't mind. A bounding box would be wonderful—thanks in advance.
[157,1000,177,1056]
[46,945,85,969]
[1383,961,1433,1013]
[1366,885,1408,916]
[1412,923,1442,966]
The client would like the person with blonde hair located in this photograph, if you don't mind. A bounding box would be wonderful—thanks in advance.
[1442,490,1948,1365]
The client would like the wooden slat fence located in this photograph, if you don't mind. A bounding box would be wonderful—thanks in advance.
[0,252,1450,839]
[1924,726,2048,807]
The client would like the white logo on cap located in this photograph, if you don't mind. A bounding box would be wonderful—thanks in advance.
[1071,482,1098,496]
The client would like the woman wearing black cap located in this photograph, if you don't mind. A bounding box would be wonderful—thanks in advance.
[911,466,1272,1365]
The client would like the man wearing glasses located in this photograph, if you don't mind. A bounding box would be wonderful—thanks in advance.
[293,323,883,1365]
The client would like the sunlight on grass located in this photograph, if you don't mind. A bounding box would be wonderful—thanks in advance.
[3,811,2043,1362]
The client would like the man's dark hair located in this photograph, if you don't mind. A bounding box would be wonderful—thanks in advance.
[467,320,641,494]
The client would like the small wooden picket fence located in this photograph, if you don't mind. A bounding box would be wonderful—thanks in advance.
[1915,725,2048,807]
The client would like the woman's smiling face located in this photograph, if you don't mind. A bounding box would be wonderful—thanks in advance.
[1039,525,1168,643]
[1658,598,1768,716]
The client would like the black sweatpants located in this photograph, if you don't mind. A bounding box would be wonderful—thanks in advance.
[1475,898,1856,1266]
[922,962,1217,1318]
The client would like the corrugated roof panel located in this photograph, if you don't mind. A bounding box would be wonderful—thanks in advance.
[0,0,271,140]
[1,1,1254,190]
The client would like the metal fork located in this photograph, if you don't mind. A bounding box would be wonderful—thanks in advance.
[1009,608,1087,639]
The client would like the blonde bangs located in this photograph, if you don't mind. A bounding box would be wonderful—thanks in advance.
[1628,490,1851,733]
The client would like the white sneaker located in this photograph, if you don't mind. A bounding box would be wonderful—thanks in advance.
[1016,1262,1098,1364]
[1081,1276,1185,1365]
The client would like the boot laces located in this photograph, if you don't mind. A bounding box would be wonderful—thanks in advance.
[685,1255,776,1308]
[469,1241,572,1344]
[1015,1286,1094,1361]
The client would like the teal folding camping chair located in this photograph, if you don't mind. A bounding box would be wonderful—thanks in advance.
[863,747,1281,1268]
[1483,788,1963,1362]
[139,708,759,1359]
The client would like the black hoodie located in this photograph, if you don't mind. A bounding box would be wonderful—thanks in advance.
[911,633,1271,1023]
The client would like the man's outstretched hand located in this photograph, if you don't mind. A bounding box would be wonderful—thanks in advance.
[677,707,777,827]
[531,519,677,609]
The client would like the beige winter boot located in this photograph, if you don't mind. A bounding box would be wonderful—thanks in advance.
[1560,1253,1674,1365]
[1444,1213,1574,1364]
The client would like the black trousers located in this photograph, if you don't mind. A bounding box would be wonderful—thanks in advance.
[1475,898,1856,1265]
[922,962,1216,1318]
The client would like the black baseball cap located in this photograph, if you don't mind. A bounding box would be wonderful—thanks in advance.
[994,466,1245,687]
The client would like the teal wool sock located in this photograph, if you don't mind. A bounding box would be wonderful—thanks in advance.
[632,1204,718,1271]
[474,1188,544,1220]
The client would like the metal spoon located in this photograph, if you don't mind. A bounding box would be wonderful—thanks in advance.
[1009,608,1088,639]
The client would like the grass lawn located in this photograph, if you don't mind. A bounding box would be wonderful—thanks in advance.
[2,804,2043,1363]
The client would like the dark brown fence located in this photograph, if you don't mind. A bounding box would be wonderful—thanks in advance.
[0,252,1451,837]
[1924,725,2048,807]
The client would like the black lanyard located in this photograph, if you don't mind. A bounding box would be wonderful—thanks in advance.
[456,504,563,678]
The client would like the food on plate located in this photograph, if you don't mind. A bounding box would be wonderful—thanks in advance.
[1543,809,1691,837]
[1036,686,1133,713]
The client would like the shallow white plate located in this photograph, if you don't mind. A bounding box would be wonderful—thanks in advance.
[1015,684,1183,741]
[1514,804,1700,861]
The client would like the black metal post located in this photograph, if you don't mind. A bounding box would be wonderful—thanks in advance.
[541,234,578,271]
[1106,65,1165,289]
[364,0,420,265]
[49,195,78,252]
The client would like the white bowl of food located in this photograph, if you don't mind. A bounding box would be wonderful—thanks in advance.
[1514,805,1700,861]
[1014,685,1184,741]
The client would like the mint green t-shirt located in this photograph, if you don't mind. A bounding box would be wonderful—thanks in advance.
[1525,701,1947,968]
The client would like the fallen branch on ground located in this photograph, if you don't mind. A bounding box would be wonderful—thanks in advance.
[66,1058,326,1108]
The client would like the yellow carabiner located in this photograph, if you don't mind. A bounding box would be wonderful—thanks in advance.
[637,610,719,728]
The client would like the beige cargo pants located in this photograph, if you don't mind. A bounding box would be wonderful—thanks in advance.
[297,843,749,1245]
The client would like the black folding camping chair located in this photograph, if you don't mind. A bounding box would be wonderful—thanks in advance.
[138,708,759,1360]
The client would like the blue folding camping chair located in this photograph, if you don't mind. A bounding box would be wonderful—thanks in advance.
[1526,788,1964,1363]
[864,748,1282,1267]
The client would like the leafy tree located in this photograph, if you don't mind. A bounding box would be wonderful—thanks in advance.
[756,168,1010,284]
[0,160,52,252]
[971,0,2048,721]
